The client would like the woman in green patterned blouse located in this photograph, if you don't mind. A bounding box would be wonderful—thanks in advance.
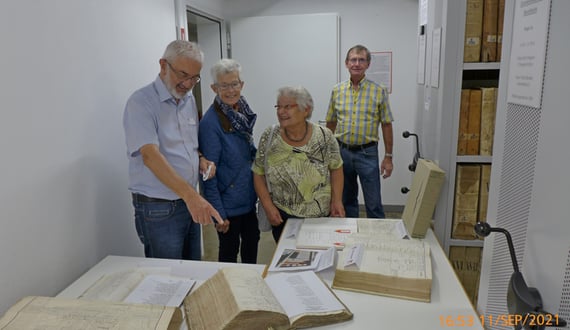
[252,86,345,242]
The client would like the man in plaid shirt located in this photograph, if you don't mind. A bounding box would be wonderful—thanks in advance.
[326,44,394,218]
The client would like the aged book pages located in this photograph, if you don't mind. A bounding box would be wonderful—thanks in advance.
[458,89,471,155]
[295,218,358,250]
[479,87,497,156]
[184,267,352,330]
[464,0,484,62]
[467,89,482,155]
[402,159,446,238]
[0,296,182,330]
[452,164,481,239]
[265,271,353,329]
[333,234,432,302]
[481,0,499,62]
[79,269,195,307]
[356,218,410,239]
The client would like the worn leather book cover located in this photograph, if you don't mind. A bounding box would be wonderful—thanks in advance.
[464,0,484,62]
[479,87,497,155]
[452,164,481,239]
[458,89,471,155]
[467,89,482,155]
[481,0,499,62]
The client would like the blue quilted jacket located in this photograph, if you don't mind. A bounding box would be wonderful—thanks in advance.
[198,103,257,219]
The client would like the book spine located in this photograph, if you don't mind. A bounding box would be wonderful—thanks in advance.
[457,89,471,155]
[466,89,482,155]
[478,164,491,224]
[479,87,497,156]
[449,246,483,305]
[497,0,506,61]
[464,0,484,62]
[481,0,499,62]
[452,164,481,239]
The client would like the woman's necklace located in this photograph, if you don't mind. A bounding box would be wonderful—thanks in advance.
[284,121,308,142]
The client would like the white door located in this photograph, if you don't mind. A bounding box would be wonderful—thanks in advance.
[230,13,340,142]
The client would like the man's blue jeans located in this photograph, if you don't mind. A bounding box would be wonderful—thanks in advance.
[340,145,385,218]
[132,195,201,260]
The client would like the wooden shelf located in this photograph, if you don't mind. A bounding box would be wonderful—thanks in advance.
[463,62,500,70]
[456,155,493,163]
[449,239,484,248]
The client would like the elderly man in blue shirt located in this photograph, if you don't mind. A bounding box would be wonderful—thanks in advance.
[123,40,223,260]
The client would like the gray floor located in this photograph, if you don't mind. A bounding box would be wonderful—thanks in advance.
[202,223,276,264]
[202,211,403,265]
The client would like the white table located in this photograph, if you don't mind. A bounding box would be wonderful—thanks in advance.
[265,218,484,329]
[58,219,483,330]
[58,256,265,299]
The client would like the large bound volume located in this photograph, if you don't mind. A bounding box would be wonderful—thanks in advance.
[333,234,432,302]
[478,164,491,223]
[457,89,471,155]
[464,0,484,62]
[184,267,352,330]
[481,0,499,62]
[497,0,506,61]
[449,246,483,305]
[402,159,446,238]
[479,87,497,155]
[452,164,481,239]
[0,296,182,330]
[466,89,482,155]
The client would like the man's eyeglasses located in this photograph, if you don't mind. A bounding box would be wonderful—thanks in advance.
[348,58,368,64]
[166,61,201,84]
[216,81,242,91]
[274,104,298,110]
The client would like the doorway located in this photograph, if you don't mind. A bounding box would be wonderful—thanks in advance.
[186,10,224,117]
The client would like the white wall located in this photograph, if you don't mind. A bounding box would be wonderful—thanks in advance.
[0,0,176,315]
[221,0,419,207]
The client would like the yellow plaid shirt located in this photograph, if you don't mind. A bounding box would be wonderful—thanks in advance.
[326,77,393,145]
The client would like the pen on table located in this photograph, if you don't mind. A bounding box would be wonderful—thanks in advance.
[335,229,351,233]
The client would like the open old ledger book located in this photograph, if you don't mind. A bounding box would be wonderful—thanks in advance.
[332,232,432,302]
[78,269,196,307]
[184,267,352,329]
[295,217,359,250]
[295,218,409,250]
[0,296,182,330]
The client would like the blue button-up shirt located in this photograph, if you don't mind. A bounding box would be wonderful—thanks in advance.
[123,76,200,200]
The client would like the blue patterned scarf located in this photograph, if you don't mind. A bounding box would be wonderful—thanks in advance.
[215,95,256,135]
[215,95,257,159]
